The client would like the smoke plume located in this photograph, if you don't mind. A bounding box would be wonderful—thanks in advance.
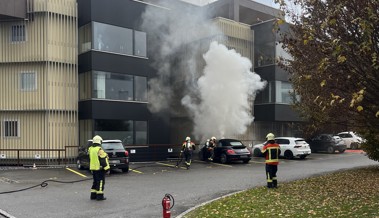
[182,41,266,140]
[141,1,266,141]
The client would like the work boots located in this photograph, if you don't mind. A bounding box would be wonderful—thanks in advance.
[90,192,96,200]
[96,194,107,201]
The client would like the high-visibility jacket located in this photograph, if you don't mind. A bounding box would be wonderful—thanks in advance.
[262,142,280,165]
[88,144,110,171]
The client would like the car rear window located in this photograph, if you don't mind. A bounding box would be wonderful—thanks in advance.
[102,142,124,150]
[295,140,307,144]
[230,141,243,146]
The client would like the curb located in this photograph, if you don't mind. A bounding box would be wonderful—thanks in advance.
[175,189,246,218]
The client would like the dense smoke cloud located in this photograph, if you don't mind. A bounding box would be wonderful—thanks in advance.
[182,42,266,140]
[141,1,266,141]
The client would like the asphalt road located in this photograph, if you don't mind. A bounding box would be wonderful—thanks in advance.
[0,151,377,218]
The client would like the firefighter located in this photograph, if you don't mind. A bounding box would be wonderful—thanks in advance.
[181,136,196,169]
[261,133,280,188]
[207,136,217,161]
[89,135,110,200]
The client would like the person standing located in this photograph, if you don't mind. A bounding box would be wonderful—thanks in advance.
[89,135,110,200]
[261,133,280,188]
[181,136,196,169]
[207,136,217,161]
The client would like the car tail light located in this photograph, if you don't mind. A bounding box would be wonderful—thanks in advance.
[125,150,129,156]
[227,149,235,155]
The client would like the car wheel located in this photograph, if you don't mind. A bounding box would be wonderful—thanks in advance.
[327,146,335,154]
[351,143,358,150]
[122,167,129,173]
[284,150,294,159]
[220,154,228,164]
[243,159,250,164]
[299,155,307,160]
[76,159,84,170]
[253,148,262,157]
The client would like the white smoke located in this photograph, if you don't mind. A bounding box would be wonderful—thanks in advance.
[140,1,266,141]
[182,42,266,140]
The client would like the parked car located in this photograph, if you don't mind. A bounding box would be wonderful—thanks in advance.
[77,139,129,172]
[337,131,363,149]
[252,137,311,159]
[199,139,251,164]
[307,134,347,154]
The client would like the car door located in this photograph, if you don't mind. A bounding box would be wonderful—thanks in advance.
[339,133,353,147]
[276,138,289,157]
[213,141,225,159]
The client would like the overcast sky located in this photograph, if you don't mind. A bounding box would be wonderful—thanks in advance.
[181,0,280,8]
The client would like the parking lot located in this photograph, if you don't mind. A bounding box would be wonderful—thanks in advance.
[0,150,375,218]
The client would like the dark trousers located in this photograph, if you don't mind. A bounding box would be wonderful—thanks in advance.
[266,164,278,188]
[184,150,193,165]
[91,170,105,198]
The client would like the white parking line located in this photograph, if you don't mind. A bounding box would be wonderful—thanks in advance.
[0,208,16,218]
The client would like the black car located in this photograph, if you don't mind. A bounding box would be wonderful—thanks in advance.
[199,139,251,164]
[307,134,346,154]
[77,139,129,172]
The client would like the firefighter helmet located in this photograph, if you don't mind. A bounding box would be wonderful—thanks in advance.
[93,135,103,144]
[266,133,275,141]
[185,136,191,141]
[211,136,216,141]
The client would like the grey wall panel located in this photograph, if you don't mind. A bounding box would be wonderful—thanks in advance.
[274,104,301,122]
[91,51,152,77]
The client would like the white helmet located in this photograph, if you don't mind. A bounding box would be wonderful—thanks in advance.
[93,135,103,144]
[266,133,275,141]
[211,136,216,141]
[185,136,191,141]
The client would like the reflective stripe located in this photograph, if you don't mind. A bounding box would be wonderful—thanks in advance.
[267,173,272,182]
[97,180,103,194]
[91,189,96,193]
[266,159,279,163]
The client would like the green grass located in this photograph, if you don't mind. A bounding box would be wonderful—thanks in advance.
[183,166,379,218]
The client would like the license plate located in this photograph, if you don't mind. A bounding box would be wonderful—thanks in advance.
[240,155,247,158]
[109,160,120,164]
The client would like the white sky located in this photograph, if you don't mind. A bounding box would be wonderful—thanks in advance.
[181,0,280,8]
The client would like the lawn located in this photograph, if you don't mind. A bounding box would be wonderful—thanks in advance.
[183,165,379,218]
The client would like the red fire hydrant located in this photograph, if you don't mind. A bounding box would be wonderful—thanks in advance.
[162,193,174,218]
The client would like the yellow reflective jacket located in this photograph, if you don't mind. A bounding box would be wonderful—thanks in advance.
[88,144,110,171]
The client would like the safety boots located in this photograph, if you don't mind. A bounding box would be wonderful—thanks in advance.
[90,192,97,200]
[96,194,107,201]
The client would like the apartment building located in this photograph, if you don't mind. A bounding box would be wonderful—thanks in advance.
[0,0,301,164]
[0,0,78,164]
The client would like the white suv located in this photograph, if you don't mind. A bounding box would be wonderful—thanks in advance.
[337,132,363,149]
[253,137,311,159]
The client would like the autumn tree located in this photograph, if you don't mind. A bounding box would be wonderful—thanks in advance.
[276,0,379,161]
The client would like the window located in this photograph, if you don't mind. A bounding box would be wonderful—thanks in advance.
[20,72,37,91]
[11,25,26,42]
[4,120,19,137]
[92,71,147,102]
[135,121,147,144]
[135,76,147,102]
[276,81,293,104]
[93,22,133,55]
[134,31,147,57]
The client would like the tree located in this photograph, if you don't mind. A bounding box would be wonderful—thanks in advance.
[276,0,379,161]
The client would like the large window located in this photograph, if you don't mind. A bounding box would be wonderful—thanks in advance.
[91,71,147,102]
[3,120,19,137]
[254,81,295,104]
[11,25,26,42]
[92,120,147,145]
[20,72,37,91]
